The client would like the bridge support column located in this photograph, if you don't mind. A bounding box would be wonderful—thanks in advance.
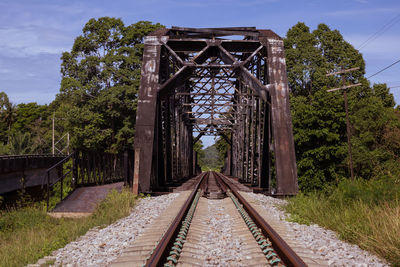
[260,32,298,195]
[133,36,163,194]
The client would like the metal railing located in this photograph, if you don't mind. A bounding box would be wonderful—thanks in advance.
[0,154,66,159]
[43,153,75,211]
[43,150,134,211]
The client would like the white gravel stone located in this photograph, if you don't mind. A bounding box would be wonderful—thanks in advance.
[31,190,390,267]
[41,193,180,267]
[201,199,246,266]
[246,192,390,267]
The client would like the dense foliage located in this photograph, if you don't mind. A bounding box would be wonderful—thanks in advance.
[200,143,224,171]
[193,140,205,168]
[285,22,400,192]
[0,18,164,155]
[0,92,52,155]
[57,18,164,152]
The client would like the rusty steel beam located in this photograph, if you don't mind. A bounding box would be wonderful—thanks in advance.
[259,32,298,195]
[158,66,194,98]
[190,118,232,125]
[239,67,271,101]
[133,35,163,194]
[134,26,298,196]
[170,26,260,37]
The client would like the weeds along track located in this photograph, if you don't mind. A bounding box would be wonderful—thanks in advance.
[111,172,307,267]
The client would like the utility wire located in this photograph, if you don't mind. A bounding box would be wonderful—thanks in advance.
[368,58,400,78]
[374,80,400,85]
[358,13,400,50]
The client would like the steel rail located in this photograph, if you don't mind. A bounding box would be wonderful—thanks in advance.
[145,172,208,267]
[214,172,307,267]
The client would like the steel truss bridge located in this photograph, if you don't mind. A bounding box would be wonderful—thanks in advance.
[133,26,298,195]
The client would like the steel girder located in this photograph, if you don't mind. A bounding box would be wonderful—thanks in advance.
[133,27,298,195]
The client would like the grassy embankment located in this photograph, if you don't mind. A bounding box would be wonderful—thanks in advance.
[0,188,140,267]
[285,176,400,266]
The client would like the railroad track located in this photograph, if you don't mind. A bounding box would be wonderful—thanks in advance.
[111,172,308,267]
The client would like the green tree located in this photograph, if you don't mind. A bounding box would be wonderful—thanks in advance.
[0,92,16,144]
[349,84,399,179]
[313,24,365,76]
[8,132,35,155]
[382,109,400,161]
[285,23,399,191]
[372,83,395,108]
[193,140,205,168]
[201,144,223,171]
[57,18,164,152]
[291,90,347,191]
[0,92,9,144]
[284,23,325,97]
[12,103,49,132]
[215,134,230,165]
[11,103,52,154]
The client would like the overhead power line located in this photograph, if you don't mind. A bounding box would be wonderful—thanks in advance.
[358,13,400,51]
[368,58,400,79]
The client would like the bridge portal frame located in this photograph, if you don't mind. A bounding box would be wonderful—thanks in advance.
[133,27,298,195]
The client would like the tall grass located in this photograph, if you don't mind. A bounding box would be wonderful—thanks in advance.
[285,177,400,266]
[0,188,139,267]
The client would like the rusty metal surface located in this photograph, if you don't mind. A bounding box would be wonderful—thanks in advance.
[0,154,65,174]
[259,32,298,195]
[216,172,306,267]
[133,35,163,194]
[145,171,305,266]
[0,155,65,194]
[145,172,207,267]
[133,26,298,196]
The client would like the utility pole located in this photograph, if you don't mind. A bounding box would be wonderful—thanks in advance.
[67,132,70,155]
[326,67,361,181]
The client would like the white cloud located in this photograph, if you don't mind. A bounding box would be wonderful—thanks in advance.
[0,26,70,57]
[344,34,400,60]
[326,7,400,17]
[0,1,100,58]
[163,0,280,8]
[0,69,10,74]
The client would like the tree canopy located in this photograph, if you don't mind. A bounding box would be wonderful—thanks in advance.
[0,18,164,155]
[57,17,164,152]
[285,22,400,192]
[0,91,52,155]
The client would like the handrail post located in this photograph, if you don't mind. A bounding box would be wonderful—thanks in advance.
[123,150,128,186]
[60,167,63,202]
[74,152,78,188]
[46,171,50,211]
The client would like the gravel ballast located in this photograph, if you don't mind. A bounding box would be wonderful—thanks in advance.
[202,199,247,266]
[45,193,180,267]
[245,192,389,267]
[31,191,389,266]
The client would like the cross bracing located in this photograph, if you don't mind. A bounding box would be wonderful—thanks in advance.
[133,27,298,196]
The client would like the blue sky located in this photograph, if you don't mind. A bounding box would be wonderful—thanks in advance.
[0,0,399,146]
